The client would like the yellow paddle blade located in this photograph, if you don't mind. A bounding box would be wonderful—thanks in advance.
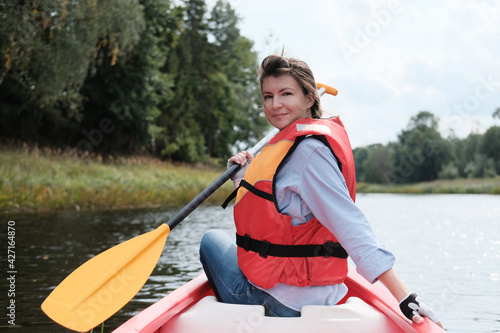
[41,224,170,332]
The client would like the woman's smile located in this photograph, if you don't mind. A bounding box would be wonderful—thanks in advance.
[261,74,314,130]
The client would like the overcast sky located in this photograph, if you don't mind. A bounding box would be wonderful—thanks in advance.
[208,0,500,148]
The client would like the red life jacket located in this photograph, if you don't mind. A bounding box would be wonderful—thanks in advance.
[233,117,356,289]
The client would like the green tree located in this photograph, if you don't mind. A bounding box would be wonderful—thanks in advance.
[157,0,264,162]
[0,0,145,144]
[438,161,460,179]
[493,107,500,120]
[391,111,450,183]
[464,153,497,178]
[361,144,394,184]
[480,126,500,174]
[463,133,482,161]
[206,0,267,158]
[441,132,464,179]
[408,110,439,130]
[457,133,482,177]
[78,0,182,154]
[1,0,268,162]
[156,0,210,162]
[353,147,368,182]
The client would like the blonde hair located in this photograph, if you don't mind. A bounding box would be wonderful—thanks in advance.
[258,54,323,119]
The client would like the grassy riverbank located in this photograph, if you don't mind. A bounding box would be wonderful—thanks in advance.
[357,177,500,195]
[2,147,499,214]
[1,146,233,214]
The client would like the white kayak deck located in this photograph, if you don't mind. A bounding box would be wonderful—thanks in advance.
[160,295,398,333]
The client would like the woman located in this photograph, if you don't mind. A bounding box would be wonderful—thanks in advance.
[200,54,443,328]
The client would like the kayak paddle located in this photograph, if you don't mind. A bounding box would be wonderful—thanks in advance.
[41,83,337,332]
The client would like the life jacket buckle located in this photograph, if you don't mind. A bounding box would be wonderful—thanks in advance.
[241,234,251,251]
[322,241,336,258]
[259,240,271,258]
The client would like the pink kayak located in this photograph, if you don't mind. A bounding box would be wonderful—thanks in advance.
[114,265,444,333]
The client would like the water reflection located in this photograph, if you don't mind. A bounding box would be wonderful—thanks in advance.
[356,194,500,333]
[1,194,499,332]
[0,205,235,332]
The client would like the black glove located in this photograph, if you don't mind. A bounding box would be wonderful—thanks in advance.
[399,292,440,324]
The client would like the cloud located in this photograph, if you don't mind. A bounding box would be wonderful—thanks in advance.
[214,0,500,147]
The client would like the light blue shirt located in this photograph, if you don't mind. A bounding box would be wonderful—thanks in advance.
[254,137,395,311]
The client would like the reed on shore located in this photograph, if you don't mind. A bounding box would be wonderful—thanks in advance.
[357,177,500,195]
[2,146,499,214]
[1,145,233,214]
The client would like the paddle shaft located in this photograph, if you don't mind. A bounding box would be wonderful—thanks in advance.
[41,84,336,332]
[165,86,329,231]
[166,127,279,231]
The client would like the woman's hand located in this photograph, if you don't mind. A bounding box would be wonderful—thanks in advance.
[229,151,254,167]
[377,268,444,328]
[227,151,254,188]
[399,292,443,328]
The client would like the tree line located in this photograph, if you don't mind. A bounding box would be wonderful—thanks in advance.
[2,2,499,184]
[354,110,500,184]
[0,0,268,162]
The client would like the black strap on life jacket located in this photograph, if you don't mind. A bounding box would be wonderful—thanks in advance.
[236,233,348,259]
[222,135,343,210]
[222,180,273,209]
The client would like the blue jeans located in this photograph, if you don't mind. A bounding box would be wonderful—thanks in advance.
[199,229,301,317]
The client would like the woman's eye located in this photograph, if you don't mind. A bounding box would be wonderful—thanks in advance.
[283,92,292,96]
[263,95,273,100]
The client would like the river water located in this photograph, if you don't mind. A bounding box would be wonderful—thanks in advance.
[1,194,499,332]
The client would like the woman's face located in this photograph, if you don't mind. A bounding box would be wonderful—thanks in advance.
[261,74,314,130]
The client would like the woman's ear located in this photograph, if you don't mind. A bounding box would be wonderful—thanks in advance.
[307,93,314,108]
